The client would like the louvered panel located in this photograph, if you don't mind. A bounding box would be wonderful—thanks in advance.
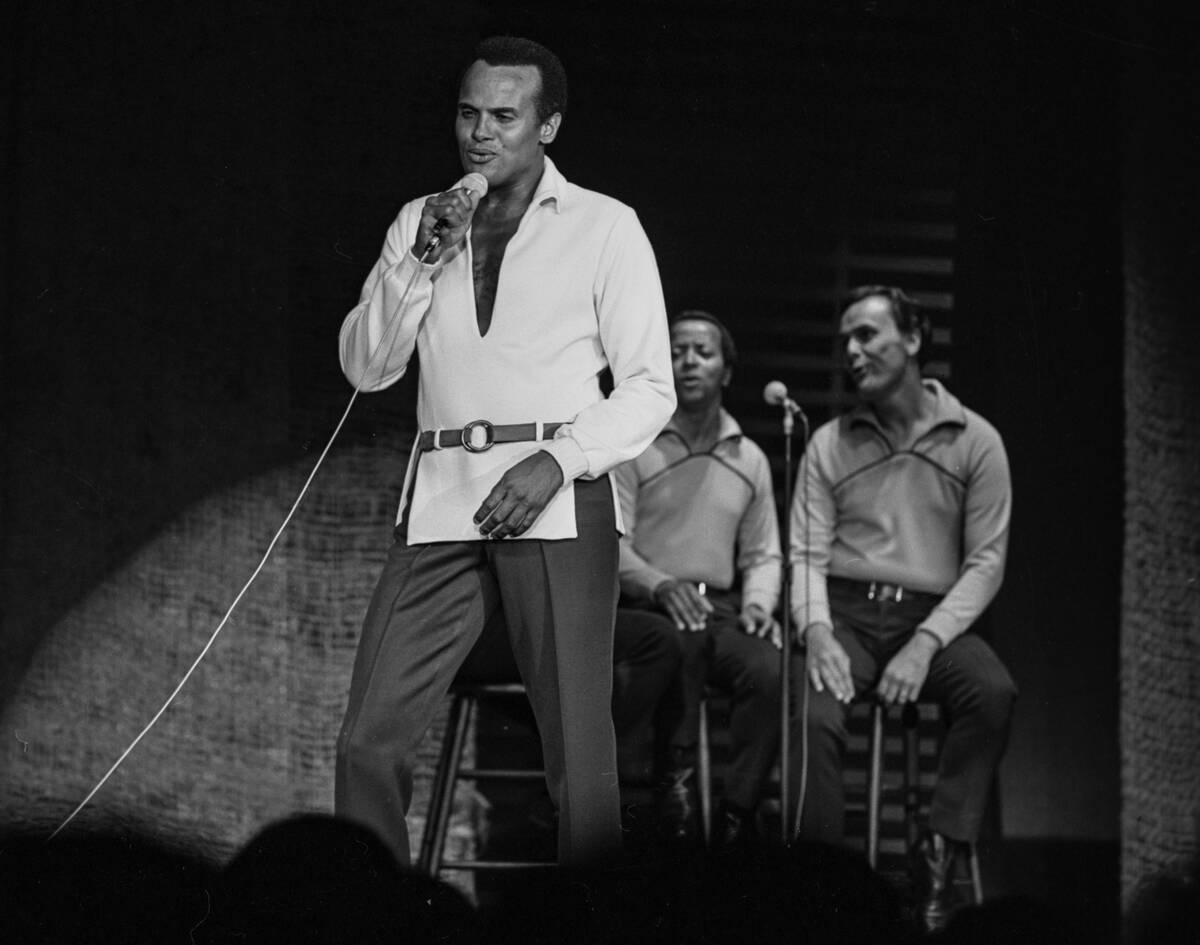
[796,252,955,277]
[708,187,960,509]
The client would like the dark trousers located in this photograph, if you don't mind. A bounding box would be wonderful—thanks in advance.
[335,477,621,867]
[797,578,1017,845]
[619,591,801,812]
[611,607,683,742]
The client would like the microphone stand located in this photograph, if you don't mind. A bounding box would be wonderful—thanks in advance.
[778,402,796,844]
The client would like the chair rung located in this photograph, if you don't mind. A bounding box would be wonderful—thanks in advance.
[436,859,557,871]
[456,767,545,780]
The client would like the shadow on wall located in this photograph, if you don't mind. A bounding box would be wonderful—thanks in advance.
[0,436,478,864]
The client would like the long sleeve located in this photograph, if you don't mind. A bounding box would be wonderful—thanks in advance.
[735,448,783,615]
[789,434,838,633]
[542,207,675,481]
[338,203,435,392]
[614,457,675,600]
[918,424,1011,646]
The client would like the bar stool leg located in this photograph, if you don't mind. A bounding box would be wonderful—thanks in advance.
[418,690,466,873]
[866,702,884,869]
[421,691,475,877]
[698,696,712,847]
[901,702,921,852]
[968,843,984,904]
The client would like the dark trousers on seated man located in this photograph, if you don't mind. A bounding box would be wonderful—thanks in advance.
[798,577,1017,847]
[618,587,801,834]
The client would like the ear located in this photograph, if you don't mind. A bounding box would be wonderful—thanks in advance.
[902,328,922,360]
[539,112,562,145]
[722,366,733,388]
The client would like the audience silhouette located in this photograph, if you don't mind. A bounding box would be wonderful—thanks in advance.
[7,813,1170,943]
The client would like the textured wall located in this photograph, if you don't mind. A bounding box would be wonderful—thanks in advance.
[0,440,480,875]
[1119,4,1200,904]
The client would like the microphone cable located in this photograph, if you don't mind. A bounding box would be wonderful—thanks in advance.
[791,410,813,842]
[49,248,432,841]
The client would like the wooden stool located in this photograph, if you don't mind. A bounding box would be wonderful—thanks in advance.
[865,700,984,903]
[417,681,554,876]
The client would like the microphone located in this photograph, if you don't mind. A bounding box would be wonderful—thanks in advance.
[763,380,801,414]
[422,172,489,257]
[764,380,803,436]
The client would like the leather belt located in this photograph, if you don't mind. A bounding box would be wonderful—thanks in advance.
[828,576,940,605]
[417,420,565,453]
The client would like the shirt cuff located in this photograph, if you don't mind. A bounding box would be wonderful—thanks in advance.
[392,248,439,281]
[792,600,832,636]
[742,589,776,616]
[621,567,675,602]
[543,434,589,482]
[917,611,959,648]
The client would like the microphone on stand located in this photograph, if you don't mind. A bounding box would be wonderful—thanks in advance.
[764,380,804,434]
[763,378,810,842]
[421,172,489,258]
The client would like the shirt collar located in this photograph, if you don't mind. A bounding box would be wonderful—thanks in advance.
[663,407,744,445]
[848,378,967,434]
[531,156,566,213]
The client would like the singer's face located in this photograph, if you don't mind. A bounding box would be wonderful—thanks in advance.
[671,320,730,408]
[839,296,920,400]
[456,62,558,191]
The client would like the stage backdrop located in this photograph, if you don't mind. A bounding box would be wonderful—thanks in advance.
[0,438,482,876]
[1119,3,1200,906]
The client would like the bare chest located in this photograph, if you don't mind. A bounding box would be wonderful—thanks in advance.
[470,216,522,336]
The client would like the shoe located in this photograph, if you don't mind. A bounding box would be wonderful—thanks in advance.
[913,830,962,932]
[657,766,699,845]
[713,802,754,849]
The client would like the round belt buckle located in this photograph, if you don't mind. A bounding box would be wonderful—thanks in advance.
[461,419,495,452]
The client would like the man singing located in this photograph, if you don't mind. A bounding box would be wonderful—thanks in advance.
[335,36,675,866]
[614,311,784,847]
[791,286,1017,930]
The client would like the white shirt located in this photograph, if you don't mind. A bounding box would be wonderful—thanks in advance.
[339,158,676,543]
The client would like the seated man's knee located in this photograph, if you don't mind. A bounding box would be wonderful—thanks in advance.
[615,608,683,667]
[737,641,782,693]
[799,686,846,737]
[976,670,1018,733]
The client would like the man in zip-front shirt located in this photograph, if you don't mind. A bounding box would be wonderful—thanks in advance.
[613,311,786,847]
[790,285,1016,931]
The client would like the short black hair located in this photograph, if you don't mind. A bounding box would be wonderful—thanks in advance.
[670,309,738,371]
[838,285,933,365]
[468,36,568,123]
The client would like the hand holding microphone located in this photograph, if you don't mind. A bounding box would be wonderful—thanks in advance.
[415,172,489,262]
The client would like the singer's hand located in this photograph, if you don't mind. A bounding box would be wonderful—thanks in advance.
[739,604,781,649]
[473,451,564,540]
[653,580,713,632]
[804,622,855,703]
[876,632,937,706]
[414,185,480,263]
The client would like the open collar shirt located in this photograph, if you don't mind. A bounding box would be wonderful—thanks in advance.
[339,158,675,543]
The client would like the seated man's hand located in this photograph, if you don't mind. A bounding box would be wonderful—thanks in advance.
[739,603,781,649]
[804,622,854,703]
[876,631,938,705]
[653,579,713,632]
[474,451,564,540]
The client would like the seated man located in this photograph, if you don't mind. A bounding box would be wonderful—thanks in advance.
[614,310,784,846]
[790,286,1017,931]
